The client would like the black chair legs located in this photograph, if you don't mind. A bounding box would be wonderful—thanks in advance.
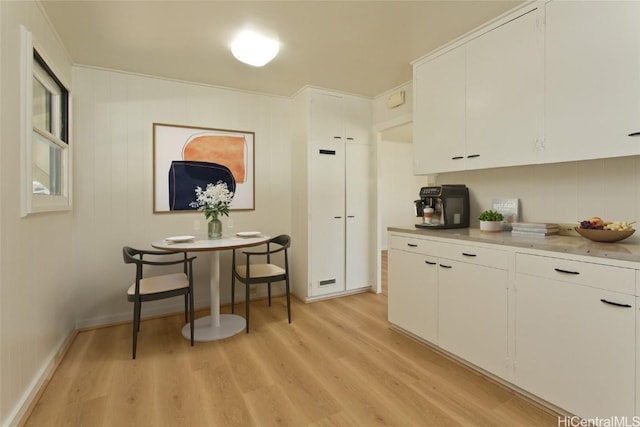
[230,235,292,333]
[123,247,196,359]
[132,299,141,359]
[245,282,250,333]
[286,278,291,324]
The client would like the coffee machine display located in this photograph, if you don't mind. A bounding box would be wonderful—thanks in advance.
[414,185,470,229]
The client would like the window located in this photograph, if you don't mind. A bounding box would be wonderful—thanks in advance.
[21,26,71,216]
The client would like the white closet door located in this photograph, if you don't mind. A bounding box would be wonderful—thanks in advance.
[310,144,345,296]
[345,143,370,291]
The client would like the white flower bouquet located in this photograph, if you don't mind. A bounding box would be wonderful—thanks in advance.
[189,181,234,222]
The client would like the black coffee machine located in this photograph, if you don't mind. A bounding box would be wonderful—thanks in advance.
[414,185,470,229]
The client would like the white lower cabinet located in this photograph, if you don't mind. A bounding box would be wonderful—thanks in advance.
[438,259,508,378]
[388,248,438,343]
[388,234,508,377]
[388,231,640,420]
[515,254,635,420]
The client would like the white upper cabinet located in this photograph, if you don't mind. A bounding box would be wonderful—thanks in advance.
[465,9,542,170]
[413,1,640,174]
[414,47,466,174]
[543,0,640,162]
[344,96,371,145]
[413,6,542,174]
[310,92,344,147]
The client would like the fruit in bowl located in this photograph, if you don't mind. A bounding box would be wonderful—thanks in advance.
[576,218,635,242]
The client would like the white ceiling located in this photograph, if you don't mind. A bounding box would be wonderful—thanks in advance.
[39,0,520,98]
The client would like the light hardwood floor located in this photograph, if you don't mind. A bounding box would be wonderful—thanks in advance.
[23,260,558,426]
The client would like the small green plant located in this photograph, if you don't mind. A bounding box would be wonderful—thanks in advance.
[478,210,504,221]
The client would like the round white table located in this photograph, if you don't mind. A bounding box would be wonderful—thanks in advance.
[152,233,270,341]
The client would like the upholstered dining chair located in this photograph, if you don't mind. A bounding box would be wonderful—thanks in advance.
[231,235,291,333]
[122,247,196,359]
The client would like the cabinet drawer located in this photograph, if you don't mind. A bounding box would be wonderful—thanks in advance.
[516,253,634,294]
[439,243,508,270]
[390,235,439,256]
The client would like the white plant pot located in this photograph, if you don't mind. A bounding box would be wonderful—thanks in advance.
[479,220,503,232]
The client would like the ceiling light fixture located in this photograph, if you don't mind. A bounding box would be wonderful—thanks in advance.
[231,30,280,67]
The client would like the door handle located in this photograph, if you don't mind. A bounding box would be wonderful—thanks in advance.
[334,216,343,219]
[439,264,452,269]
[462,253,477,257]
[425,260,437,265]
[554,268,580,275]
[407,243,418,248]
[628,132,640,137]
[466,154,480,158]
[600,299,632,308]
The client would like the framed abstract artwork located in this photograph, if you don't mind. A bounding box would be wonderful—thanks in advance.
[153,123,255,213]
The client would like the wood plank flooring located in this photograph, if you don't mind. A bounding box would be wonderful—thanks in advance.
[23,255,558,426]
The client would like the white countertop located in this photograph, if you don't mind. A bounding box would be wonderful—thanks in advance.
[388,226,640,264]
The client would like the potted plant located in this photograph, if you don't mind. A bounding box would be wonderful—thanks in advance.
[478,209,504,232]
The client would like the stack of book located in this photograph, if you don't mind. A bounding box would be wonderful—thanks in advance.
[511,222,560,237]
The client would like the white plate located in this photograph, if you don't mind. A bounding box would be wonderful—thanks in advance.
[164,235,196,243]
[236,231,261,237]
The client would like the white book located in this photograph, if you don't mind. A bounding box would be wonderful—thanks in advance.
[491,198,520,231]
[511,230,559,237]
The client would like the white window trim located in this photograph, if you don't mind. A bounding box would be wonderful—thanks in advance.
[20,25,72,217]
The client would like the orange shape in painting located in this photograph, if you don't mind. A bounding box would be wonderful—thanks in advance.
[183,134,246,183]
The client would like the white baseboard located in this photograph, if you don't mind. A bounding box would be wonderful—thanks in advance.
[75,295,212,329]
[4,330,76,427]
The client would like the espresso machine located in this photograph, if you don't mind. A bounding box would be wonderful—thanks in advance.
[414,185,470,229]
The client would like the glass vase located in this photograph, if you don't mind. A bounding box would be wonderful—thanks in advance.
[208,217,222,239]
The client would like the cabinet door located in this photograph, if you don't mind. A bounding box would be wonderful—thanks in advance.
[413,47,466,174]
[466,9,542,170]
[310,144,345,296]
[438,260,508,378]
[544,1,640,162]
[388,249,438,343]
[310,92,344,146]
[515,273,635,419]
[345,143,370,291]
[344,96,371,145]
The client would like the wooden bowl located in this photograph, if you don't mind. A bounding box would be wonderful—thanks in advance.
[574,227,635,243]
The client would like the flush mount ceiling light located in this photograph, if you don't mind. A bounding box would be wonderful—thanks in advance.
[231,30,280,67]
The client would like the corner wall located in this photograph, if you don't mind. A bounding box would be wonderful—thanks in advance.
[71,67,292,328]
[0,1,74,425]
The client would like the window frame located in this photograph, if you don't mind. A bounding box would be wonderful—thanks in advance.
[20,25,72,217]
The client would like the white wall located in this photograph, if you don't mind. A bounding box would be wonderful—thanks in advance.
[379,140,428,250]
[437,156,640,243]
[372,82,412,125]
[0,1,74,425]
[72,67,292,328]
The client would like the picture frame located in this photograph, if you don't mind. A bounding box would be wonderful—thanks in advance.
[153,123,255,213]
